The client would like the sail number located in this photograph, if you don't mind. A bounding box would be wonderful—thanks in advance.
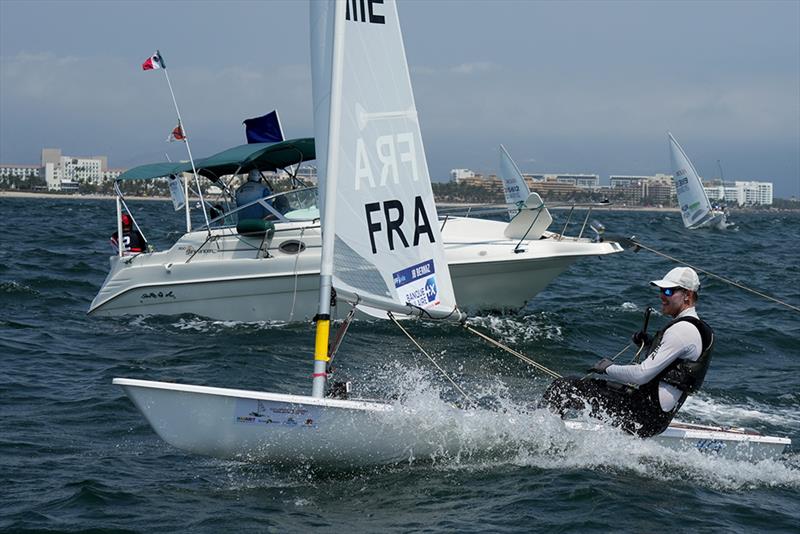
[365,196,435,254]
[355,134,419,190]
[346,0,385,24]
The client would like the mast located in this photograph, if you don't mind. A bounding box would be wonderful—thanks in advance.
[311,0,347,399]
[158,53,210,234]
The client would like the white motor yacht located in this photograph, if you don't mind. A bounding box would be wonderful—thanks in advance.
[90,139,623,322]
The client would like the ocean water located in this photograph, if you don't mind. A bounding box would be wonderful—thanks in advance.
[1,197,798,533]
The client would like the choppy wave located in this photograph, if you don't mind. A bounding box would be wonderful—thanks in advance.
[342,367,799,488]
[207,367,800,492]
[681,394,800,431]
[467,313,563,344]
[169,316,297,333]
[3,200,799,531]
[0,280,38,295]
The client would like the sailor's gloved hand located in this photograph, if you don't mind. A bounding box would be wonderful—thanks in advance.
[588,358,614,374]
[631,331,652,347]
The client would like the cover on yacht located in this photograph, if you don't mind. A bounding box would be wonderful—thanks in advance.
[116,138,315,182]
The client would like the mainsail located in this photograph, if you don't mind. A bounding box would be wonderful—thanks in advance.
[311,0,459,320]
[499,144,531,218]
[668,132,715,229]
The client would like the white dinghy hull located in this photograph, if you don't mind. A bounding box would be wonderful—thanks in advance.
[565,420,790,462]
[114,378,462,466]
[116,379,790,465]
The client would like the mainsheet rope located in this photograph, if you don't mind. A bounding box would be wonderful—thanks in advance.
[463,324,563,379]
[388,313,478,408]
[630,238,800,313]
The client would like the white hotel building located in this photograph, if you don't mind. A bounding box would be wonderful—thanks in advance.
[32,149,120,191]
[704,181,773,206]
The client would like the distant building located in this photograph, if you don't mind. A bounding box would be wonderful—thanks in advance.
[0,164,40,180]
[40,148,112,191]
[556,174,600,189]
[609,174,676,205]
[523,173,599,189]
[528,177,579,197]
[450,168,476,182]
[295,164,318,185]
[704,180,773,206]
[452,172,504,194]
[610,175,648,189]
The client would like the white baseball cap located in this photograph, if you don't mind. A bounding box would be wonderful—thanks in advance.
[650,267,700,292]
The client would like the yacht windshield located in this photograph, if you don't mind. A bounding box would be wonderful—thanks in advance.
[207,186,319,227]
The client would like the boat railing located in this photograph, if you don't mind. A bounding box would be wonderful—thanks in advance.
[437,202,606,243]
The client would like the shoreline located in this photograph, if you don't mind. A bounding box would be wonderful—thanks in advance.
[0,191,171,202]
[1,191,682,211]
[2,190,794,212]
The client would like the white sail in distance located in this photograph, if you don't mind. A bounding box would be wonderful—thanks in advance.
[311,0,460,320]
[499,144,531,218]
[668,132,715,229]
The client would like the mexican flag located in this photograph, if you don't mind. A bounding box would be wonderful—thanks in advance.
[142,51,165,71]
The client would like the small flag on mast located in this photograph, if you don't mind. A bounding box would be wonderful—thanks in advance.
[167,121,186,142]
[243,110,284,144]
[142,50,166,71]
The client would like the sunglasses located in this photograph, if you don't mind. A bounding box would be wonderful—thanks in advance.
[660,287,682,297]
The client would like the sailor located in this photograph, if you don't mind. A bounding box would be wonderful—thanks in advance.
[235,169,273,220]
[540,267,713,438]
[110,213,148,255]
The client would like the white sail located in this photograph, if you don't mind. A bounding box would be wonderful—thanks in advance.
[312,0,459,319]
[668,132,716,229]
[498,144,552,240]
[498,144,530,217]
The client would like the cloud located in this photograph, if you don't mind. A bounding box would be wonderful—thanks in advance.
[450,62,497,75]
[0,51,312,165]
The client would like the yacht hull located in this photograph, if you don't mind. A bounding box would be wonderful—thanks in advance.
[90,218,623,321]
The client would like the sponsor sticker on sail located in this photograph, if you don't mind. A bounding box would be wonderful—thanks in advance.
[393,259,439,308]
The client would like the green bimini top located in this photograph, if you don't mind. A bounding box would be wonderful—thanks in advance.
[116,137,316,182]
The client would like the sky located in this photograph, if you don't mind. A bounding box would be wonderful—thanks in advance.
[1,0,798,197]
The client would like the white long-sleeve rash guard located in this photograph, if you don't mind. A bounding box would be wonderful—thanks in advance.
[604,308,702,412]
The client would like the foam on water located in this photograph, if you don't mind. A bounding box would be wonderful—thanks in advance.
[466,313,563,344]
[1,280,38,295]
[359,367,800,490]
[681,393,800,430]
[169,317,294,333]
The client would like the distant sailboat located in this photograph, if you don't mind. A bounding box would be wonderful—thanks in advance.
[498,144,530,217]
[668,132,730,230]
[498,144,552,240]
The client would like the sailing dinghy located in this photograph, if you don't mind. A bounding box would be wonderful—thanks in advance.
[114,1,789,466]
[115,0,473,466]
[668,132,731,230]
